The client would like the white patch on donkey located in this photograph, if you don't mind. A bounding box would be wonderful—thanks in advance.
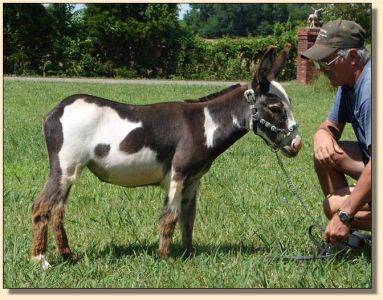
[203,107,218,148]
[58,98,164,187]
[31,254,50,271]
[105,146,164,187]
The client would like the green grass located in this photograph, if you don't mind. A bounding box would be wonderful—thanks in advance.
[3,78,371,288]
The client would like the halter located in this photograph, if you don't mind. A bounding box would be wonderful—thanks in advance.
[244,85,299,150]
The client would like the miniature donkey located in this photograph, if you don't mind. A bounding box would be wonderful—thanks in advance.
[31,44,302,269]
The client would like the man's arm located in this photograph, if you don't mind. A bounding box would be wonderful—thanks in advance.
[322,160,371,244]
[316,119,344,140]
[323,146,372,244]
[313,120,345,167]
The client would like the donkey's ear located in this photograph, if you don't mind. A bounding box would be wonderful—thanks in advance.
[253,46,276,93]
[253,43,291,93]
[267,43,291,81]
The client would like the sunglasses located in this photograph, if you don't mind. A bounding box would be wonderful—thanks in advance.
[313,55,341,71]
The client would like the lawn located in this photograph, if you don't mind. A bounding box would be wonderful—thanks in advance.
[2,78,372,288]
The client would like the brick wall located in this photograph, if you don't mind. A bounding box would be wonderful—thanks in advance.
[296,28,320,84]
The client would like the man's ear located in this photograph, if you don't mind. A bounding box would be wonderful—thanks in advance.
[348,48,360,65]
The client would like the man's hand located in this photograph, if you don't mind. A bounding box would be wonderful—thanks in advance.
[323,214,351,245]
[313,128,344,167]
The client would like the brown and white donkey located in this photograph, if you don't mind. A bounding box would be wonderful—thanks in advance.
[31,44,302,269]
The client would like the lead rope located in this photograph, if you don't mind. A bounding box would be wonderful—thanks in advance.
[275,152,324,232]
[270,152,351,261]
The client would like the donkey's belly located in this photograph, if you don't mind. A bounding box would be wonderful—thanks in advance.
[107,164,164,187]
[88,147,166,187]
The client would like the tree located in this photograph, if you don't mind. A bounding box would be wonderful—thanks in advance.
[286,3,313,28]
[3,4,55,74]
[321,3,372,42]
[45,4,84,75]
[3,3,85,75]
[182,3,371,39]
[183,4,289,38]
[82,3,184,77]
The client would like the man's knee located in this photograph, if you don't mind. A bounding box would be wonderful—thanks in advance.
[313,150,345,173]
[313,141,365,178]
[322,196,334,220]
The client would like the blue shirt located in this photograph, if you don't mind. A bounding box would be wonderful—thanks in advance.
[327,59,371,163]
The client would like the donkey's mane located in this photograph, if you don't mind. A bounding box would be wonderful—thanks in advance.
[184,84,241,103]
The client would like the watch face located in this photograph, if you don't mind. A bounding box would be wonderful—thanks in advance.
[338,210,352,222]
[339,213,348,222]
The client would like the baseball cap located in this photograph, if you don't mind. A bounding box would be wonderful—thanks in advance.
[301,20,366,60]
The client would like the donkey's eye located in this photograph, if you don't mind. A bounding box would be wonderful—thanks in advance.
[268,105,283,114]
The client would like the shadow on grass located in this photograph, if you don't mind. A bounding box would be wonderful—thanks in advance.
[84,239,372,263]
[87,241,267,261]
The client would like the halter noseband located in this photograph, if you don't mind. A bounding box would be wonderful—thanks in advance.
[244,85,299,150]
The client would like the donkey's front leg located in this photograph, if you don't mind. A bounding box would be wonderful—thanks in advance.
[157,175,184,258]
[180,179,200,257]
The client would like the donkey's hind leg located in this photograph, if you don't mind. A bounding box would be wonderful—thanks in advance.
[32,164,82,268]
[49,187,76,261]
[31,175,62,269]
[49,164,84,261]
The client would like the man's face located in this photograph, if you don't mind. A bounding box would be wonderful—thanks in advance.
[316,52,348,87]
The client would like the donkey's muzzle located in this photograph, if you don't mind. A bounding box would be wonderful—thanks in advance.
[281,134,302,157]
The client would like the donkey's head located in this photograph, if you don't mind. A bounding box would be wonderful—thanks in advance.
[246,44,302,157]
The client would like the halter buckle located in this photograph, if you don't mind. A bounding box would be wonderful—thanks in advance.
[244,89,255,103]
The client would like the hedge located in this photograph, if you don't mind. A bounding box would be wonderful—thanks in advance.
[5,30,298,81]
[174,30,297,81]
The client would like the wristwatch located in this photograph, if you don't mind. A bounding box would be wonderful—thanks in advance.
[337,209,354,223]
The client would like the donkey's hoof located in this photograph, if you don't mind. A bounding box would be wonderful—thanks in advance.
[156,249,174,259]
[61,252,78,263]
[167,256,175,263]
[156,249,175,263]
[156,249,169,258]
[41,259,51,270]
[31,254,51,271]
[182,247,196,258]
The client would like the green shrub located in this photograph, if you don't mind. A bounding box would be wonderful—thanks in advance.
[114,67,138,78]
[4,14,299,81]
[175,28,298,81]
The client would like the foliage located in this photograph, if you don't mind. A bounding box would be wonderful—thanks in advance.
[175,24,297,81]
[183,3,372,42]
[3,4,55,75]
[286,3,314,27]
[3,3,298,81]
[321,3,372,43]
[43,4,86,76]
[81,3,184,78]
[3,3,185,78]
[3,3,372,79]
[183,4,289,38]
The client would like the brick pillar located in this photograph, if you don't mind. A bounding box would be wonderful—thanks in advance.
[296,28,320,84]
